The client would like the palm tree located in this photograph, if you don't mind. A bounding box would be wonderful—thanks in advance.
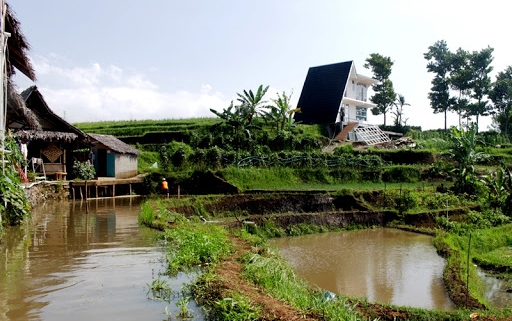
[392,94,410,127]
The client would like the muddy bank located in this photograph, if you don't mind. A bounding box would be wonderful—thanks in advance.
[227,211,397,230]
[169,192,472,231]
[23,182,68,208]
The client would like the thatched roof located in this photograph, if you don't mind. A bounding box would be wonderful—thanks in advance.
[5,3,36,81]
[16,130,78,143]
[7,86,89,144]
[88,133,141,155]
[6,80,41,130]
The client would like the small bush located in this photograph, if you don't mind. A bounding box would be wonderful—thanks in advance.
[72,160,95,180]
[382,166,422,183]
[333,143,354,155]
[296,168,332,184]
[360,168,382,182]
[329,168,361,182]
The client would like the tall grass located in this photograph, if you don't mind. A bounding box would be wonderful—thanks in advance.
[240,252,379,320]
[138,201,155,225]
[464,224,512,272]
[163,222,233,276]
[220,167,303,190]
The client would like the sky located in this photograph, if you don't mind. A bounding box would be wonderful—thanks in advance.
[7,0,512,130]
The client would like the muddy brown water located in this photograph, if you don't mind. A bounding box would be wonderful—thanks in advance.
[0,197,204,321]
[269,228,456,311]
[477,268,512,309]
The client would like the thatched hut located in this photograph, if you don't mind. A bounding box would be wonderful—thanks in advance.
[6,86,90,179]
[4,3,36,82]
[88,133,140,179]
[4,3,36,128]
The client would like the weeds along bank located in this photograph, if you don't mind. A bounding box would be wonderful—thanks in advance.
[139,190,512,321]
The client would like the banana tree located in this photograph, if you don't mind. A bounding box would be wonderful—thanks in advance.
[264,91,300,134]
[481,164,512,215]
[445,123,490,194]
[210,101,254,138]
[236,85,269,126]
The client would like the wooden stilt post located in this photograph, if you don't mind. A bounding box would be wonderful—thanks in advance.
[178,185,180,199]
[85,180,89,214]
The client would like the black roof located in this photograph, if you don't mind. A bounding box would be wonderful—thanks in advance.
[294,61,352,124]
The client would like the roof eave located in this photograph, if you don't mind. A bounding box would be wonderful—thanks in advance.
[342,97,377,108]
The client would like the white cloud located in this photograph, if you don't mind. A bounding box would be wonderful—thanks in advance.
[15,56,232,123]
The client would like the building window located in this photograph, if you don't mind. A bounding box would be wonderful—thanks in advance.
[356,83,366,101]
[356,106,367,121]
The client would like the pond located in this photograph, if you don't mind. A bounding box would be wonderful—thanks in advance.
[0,197,204,321]
[269,228,456,311]
[477,268,512,309]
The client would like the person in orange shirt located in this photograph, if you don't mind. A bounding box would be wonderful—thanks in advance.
[161,178,169,198]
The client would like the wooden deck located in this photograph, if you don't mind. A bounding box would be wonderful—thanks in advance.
[69,174,146,200]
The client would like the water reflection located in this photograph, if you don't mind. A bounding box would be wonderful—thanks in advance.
[269,228,455,310]
[0,197,204,321]
[477,268,512,308]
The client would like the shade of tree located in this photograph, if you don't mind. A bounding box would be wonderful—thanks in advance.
[424,40,455,131]
[489,66,512,139]
[364,53,396,126]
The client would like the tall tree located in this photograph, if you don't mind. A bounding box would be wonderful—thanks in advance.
[489,66,512,139]
[364,53,396,126]
[449,48,473,128]
[424,40,454,131]
[468,46,494,130]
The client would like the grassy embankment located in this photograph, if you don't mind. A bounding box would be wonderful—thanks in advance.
[139,190,512,320]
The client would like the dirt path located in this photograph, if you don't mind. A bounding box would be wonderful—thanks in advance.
[213,236,319,320]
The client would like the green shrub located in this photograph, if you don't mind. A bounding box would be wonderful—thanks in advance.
[205,146,223,170]
[329,168,361,182]
[360,168,382,182]
[367,149,435,165]
[382,165,422,183]
[333,143,354,155]
[138,151,159,172]
[415,138,450,151]
[72,160,95,180]
[296,168,332,184]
